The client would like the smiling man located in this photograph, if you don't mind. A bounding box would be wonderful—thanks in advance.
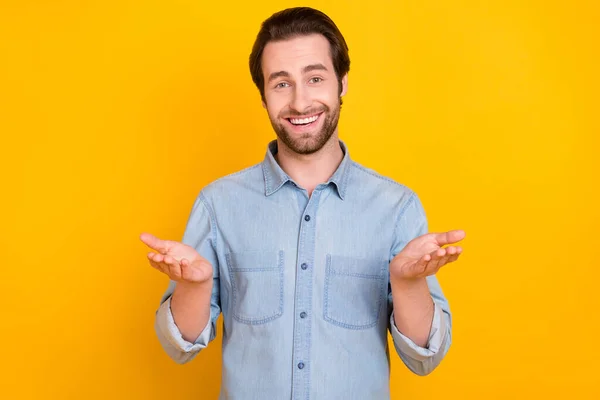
[261,40,342,157]
[141,7,465,400]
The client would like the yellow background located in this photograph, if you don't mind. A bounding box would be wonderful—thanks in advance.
[2,0,599,398]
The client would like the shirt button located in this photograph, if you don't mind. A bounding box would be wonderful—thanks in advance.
[301,263,308,270]
[300,312,307,318]
[298,362,305,369]
[304,215,311,221]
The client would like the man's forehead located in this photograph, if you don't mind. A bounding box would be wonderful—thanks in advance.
[262,34,333,73]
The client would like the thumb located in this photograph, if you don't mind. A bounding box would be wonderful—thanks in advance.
[434,230,466,246]
[140,232,169,254]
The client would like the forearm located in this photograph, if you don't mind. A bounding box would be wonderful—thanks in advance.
[171,280,213,343]
[390,277,435,348]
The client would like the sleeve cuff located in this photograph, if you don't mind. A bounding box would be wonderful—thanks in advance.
[390,302,447,361]
[156,296,212,353]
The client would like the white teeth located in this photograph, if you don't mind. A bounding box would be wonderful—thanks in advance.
[290,115,319,125]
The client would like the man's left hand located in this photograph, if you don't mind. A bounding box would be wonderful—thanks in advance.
[390,230,466,282]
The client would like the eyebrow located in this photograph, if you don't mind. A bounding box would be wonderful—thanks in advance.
[302,63,328,74]
[267,63,329,83]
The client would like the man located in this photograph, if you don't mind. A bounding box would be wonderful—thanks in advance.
[140,6,465,399]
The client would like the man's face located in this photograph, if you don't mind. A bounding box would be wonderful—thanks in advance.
[261,34,348,155]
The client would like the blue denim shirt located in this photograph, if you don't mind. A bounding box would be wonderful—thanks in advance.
[155,140,452,399]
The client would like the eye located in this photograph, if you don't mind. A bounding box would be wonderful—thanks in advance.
[309,77,323,84]
[275,82,290,89]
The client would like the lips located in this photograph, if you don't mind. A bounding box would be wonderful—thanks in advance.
[285,112,323,131]
[289,114,320,125]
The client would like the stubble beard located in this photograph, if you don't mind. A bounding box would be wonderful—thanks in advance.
[270,98,341,155]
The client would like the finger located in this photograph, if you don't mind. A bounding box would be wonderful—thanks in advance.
[148,252,165,263]
[148,259,160,270]
[164,255,175,265]
[409,255,430,277]
[434,230,466,246]
[434,253,454,270]
[162,255,182,280]
[425,248,447,273]
[180,258,193,281]
[447,253,460,263]
[445,246,458,256]
[149,259,167,274]
[448,247,463,263]
[168,260,182,280]
[181,258,206,282]
[140,233,169,254]
[433,249,463,271]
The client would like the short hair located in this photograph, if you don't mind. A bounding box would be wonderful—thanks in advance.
[249,7,350,102]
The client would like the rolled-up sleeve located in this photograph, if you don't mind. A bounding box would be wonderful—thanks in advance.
[153,191,221,364]
[154,296,213,364]
[389,296,451,375]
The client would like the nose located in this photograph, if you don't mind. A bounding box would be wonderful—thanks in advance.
[289,85,312,114]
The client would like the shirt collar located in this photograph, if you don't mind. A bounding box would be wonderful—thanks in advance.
[262,140,351,200]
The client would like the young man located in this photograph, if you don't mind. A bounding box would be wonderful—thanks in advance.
[141,7,465,399]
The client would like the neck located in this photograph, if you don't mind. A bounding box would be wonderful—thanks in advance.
[275,134,344,197]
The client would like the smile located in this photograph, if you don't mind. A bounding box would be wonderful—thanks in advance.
[287,113,322,126]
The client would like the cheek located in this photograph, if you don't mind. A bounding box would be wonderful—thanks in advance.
[264,94,288,118]
[264,103,281,122]
[313,85,339,105]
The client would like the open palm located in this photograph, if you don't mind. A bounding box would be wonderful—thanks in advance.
[140,232,213,284]
[390,230,465,280]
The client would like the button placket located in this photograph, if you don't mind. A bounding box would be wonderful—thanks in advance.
[291,190,321,398]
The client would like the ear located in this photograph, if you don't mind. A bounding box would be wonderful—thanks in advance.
[340,73,348,97]
[261,99,267,109]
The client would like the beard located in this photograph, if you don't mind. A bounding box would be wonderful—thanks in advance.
[269,98,341,155]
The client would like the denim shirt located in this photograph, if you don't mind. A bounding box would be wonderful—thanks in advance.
[154,140,452,399]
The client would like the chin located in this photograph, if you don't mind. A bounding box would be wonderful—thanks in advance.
[280,132,333,155]
[270,109,339,155]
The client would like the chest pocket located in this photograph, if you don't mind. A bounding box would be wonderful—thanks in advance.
[226,250,284,325]
[324,254,388,330]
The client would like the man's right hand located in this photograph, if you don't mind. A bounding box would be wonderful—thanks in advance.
[140,232,213,284]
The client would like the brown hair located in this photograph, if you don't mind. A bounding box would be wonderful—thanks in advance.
[249,7,350,102]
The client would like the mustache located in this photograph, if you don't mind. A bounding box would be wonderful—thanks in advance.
[281,106,329,119]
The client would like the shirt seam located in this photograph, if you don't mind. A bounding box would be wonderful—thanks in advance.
[349,161,409,189]
[392,191,417,235]
[198,192,219,264]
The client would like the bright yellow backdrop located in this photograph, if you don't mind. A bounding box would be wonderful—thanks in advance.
[2,0,599,399]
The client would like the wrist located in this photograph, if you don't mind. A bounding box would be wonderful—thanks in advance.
[175,278,213,293]
[390,275,428,292]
